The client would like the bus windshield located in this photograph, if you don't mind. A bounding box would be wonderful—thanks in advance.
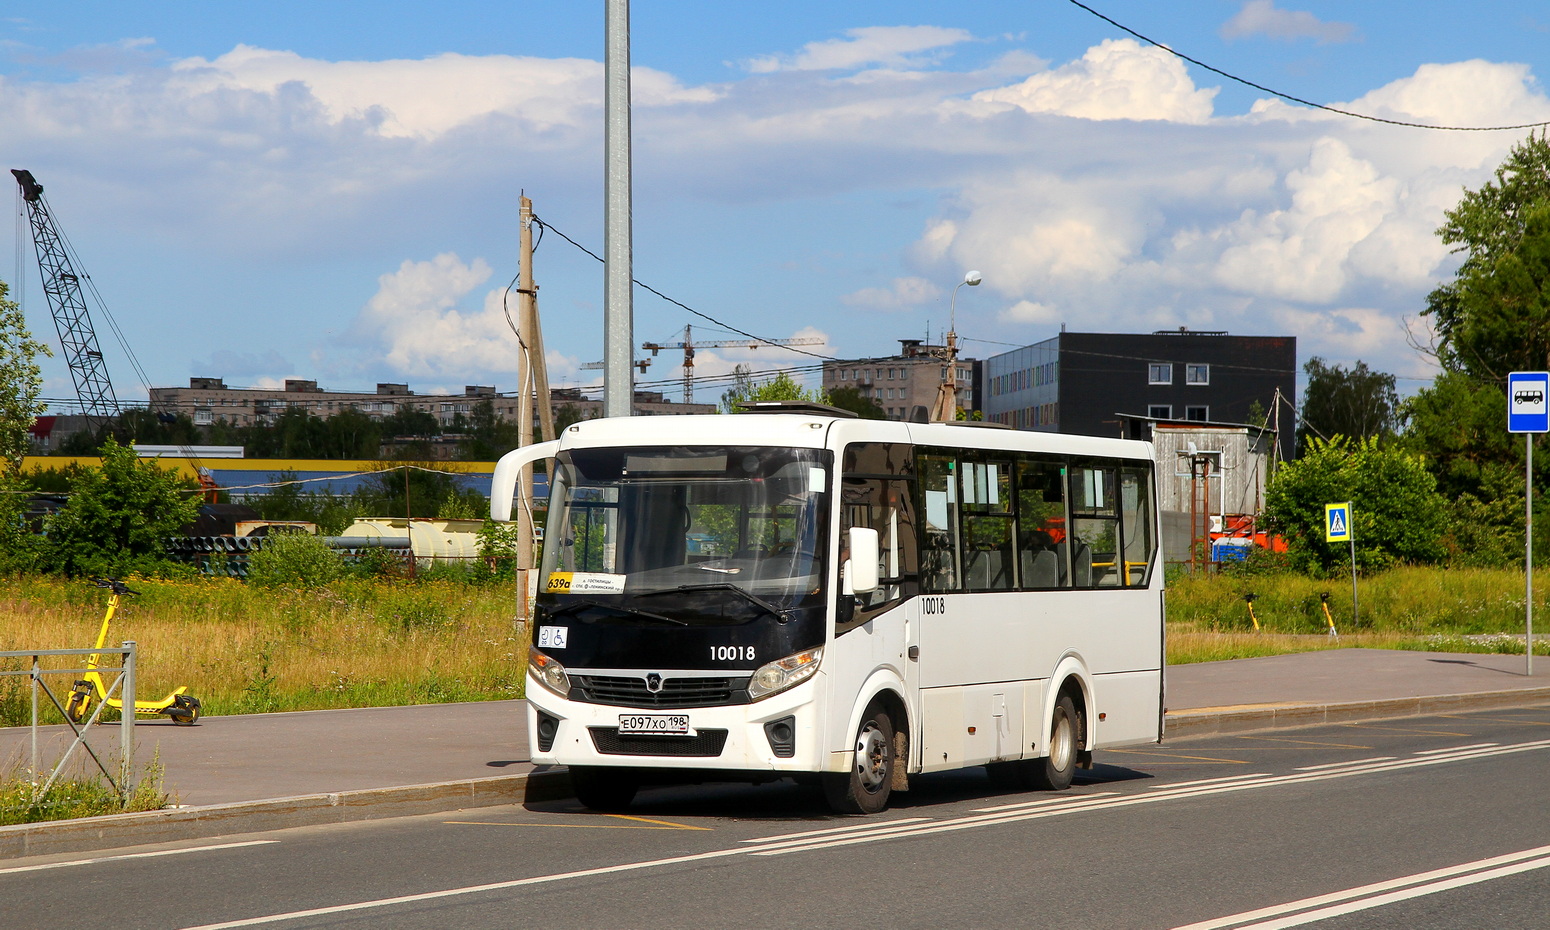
[539,446,831,620]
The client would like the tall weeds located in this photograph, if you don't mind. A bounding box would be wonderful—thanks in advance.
[0,576,526,726]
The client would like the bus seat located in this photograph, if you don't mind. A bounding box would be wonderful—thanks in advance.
[1024,548,1058,588]
[1073,541,1092,587]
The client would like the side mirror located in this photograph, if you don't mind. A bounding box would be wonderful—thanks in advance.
[847,527,880,594]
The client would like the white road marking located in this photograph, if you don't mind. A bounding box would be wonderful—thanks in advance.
[1138,774,1273,791]
[740,817,933,844]
[1168,844,1550,929]
[971,791,1121,813]
[174,737,1550,929]
[1413,742,1496,755]
[0,840,278,876]
[1292,756,1395,771]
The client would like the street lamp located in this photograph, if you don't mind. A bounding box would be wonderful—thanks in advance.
[949,269,982,332]
[932,270,982,422]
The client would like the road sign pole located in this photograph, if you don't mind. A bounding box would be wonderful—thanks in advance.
[1507,372,1548,677]
[1349,525,1359,628]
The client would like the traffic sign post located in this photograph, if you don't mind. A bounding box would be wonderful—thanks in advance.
[1325,502,1357,627]
[1508,372,1548,677]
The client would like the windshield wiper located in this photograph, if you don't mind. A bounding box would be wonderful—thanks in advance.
[543,598,689,626]
[633,583,791,622]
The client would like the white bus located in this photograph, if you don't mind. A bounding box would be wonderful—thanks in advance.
[492,404,1163,814]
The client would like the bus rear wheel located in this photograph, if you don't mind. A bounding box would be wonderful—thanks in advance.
[570,766,639,812]
[823,707,895,814]
[1030,693,1081,791]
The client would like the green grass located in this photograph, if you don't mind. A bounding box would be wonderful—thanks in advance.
[1166,565,1550,663]
[0,758,169,825]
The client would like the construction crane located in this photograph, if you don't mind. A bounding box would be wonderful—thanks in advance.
[642,325,824,403]
[11,169,120,425]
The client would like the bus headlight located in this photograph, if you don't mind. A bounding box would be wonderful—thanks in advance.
[747,647,823,701]
[528,647,571,698]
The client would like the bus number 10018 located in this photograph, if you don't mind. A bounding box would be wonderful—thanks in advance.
[710,645,756,662]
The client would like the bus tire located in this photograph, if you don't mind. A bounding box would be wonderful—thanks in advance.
[823,706,895,814]
[570,766,638,812]
[1031,693,1081,791]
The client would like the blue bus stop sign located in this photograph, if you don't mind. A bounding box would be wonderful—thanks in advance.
[1509,372,1550,433]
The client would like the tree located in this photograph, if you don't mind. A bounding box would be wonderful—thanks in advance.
[456,399,520,461]
[1265,436,1448,574]
[0,278,51,574]
[1425,132,1550,379]
[45,437,200,576]
[0,278,50,470]
[822,385,886,419]
[720,366,822,413]
[1296,357,1398,454]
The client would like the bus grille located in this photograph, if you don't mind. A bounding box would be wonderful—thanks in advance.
[571,675,749,708]
[589,727,729,757]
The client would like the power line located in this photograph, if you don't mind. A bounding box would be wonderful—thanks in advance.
[531,214,836,361]
[1064,0,1550,132]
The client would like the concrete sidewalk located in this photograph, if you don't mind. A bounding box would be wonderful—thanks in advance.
[4,648,1549,858]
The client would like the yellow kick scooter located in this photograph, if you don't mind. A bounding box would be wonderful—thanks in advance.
[65,578,202,726]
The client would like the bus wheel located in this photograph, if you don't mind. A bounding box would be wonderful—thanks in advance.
[824,707,895,814]
[1031,693,1081,791]
[570,766,638,812]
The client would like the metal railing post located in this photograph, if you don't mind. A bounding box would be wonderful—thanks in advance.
[31,654,39,781]
[121,641,136,798]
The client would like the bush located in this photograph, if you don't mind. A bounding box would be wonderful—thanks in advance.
[246,533,344,588]
[1265,437,1447,575]
[43,437,200,577]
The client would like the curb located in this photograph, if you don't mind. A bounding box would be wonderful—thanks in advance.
[0,768,573,861]
[1164,686,1550,739]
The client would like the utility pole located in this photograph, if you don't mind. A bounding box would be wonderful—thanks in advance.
[514,194,554,615]
[603,0,634,417]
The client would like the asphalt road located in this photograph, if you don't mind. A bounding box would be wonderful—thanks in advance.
[7,702,1550,930]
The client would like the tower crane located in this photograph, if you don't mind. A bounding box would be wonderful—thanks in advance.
[641,325,823,403]
[11,169,120,425]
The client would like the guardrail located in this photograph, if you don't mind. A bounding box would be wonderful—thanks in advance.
[0,644,138,800]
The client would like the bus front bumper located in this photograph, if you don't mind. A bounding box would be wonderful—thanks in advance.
[525,674,825,773]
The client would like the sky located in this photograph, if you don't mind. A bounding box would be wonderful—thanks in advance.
[4,1,1550,412]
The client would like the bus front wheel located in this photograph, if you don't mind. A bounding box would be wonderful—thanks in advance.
[824,707,896,814]
[1031,693,1081,791]
[570,766,639,812]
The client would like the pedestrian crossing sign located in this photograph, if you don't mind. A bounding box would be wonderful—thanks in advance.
[1325,502,1352,543]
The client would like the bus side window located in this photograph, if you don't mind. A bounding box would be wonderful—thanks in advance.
[1015,457,1068,589]
[1119,466,1156,586]
[1068,464,1121,587]
[917,453,958,593]
[960,460,1013,592]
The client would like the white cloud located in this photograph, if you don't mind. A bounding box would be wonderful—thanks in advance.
[1221,1,1357,44]
[744,26,972,74]
[841,276,942,310]
[170,44,717,139]
[1211,138,1404,302]
[349,253,526,378]
[1000,300,1059,325]
[971,39,1217,124]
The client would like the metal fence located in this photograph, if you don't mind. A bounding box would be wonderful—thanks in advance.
[0,643,138,800]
